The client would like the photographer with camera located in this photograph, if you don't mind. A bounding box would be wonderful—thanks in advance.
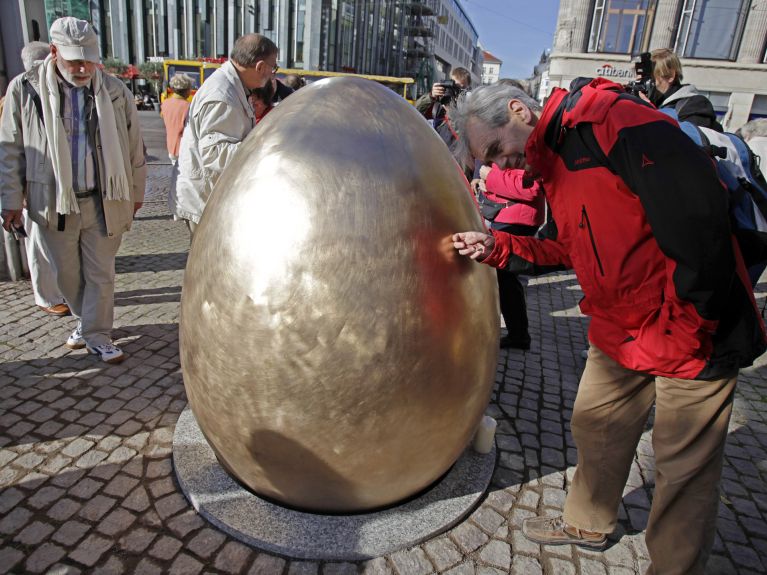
[629,48,722,131]
[416,67,471,129]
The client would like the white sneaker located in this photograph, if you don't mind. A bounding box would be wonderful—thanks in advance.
[86,343,126,364]
[65,324,85,349]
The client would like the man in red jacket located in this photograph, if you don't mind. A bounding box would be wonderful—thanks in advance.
[451,79,766,574]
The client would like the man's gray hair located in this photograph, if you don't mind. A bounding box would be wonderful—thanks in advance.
[738,118,767,141]
[21,41,50,72]
[449,83,542,166]
[230,33,278,67]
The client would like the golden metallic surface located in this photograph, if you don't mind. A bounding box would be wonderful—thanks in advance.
[180,77,499,513]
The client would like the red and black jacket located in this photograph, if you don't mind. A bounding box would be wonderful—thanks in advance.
[483,78,766,379]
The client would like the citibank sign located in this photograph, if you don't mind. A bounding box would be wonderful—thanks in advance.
[596,64,633,79]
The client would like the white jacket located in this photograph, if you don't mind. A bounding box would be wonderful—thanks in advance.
[0,66,146,237]
[172,61,256,223]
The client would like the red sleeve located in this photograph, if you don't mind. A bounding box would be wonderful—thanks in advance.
[483,229,572,271]
[485,166,543,203]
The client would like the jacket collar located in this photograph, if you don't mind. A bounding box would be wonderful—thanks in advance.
[661,83,700,106]
[220,60,252,113]
[525,77,623,176]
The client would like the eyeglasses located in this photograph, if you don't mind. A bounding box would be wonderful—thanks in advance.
[272,64,279,74]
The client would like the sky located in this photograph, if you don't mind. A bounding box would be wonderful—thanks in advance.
[460,0,561,79]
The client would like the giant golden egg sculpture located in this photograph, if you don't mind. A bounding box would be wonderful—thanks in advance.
[179,77,499,513]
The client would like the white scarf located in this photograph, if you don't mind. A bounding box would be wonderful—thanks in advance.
[38,55,131,215]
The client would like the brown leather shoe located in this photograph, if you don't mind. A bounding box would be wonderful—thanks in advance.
[522,515,607,549]
[39,303,71,316]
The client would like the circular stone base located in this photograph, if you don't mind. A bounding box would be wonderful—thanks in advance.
[173,407,496,560]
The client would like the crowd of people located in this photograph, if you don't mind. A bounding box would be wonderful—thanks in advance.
[1,15,766,575]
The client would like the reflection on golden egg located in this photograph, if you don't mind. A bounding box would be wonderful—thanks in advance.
[180,77,499,512]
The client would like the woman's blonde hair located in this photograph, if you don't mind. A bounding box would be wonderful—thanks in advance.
[651,48,683,83]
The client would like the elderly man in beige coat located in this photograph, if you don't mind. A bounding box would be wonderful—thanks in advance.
[171,33,278,235]
[0,17,146,364]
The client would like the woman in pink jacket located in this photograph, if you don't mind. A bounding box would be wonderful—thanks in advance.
[478,165,545,350]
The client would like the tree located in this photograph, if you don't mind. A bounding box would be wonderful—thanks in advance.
[138,61,163,96]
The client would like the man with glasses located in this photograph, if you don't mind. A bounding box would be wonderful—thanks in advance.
[172,34,278,235]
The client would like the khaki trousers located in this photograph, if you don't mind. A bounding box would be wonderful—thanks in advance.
[39,195,122,347]
[24,210,65,308]
[563,346,736,575]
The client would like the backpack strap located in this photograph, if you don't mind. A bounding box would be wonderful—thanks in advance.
[21,77,44,126]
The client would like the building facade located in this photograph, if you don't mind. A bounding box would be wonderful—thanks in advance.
[0,0,483,98]
[431,0,481,85]
[548,0,767,129]
[481,49,500,84]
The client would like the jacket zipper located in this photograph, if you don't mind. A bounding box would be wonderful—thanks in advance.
[579,205,605,276]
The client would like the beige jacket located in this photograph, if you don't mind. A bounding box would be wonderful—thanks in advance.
[172,61,255,224]
[0,65,146,237]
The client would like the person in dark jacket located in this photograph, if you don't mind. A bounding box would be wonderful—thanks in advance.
[415,66,471,129]
[450,79,765,575]
[649,48,723,131]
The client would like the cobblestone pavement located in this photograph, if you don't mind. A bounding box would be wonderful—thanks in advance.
[1,164,766,574]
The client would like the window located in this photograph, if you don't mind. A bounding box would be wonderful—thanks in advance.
[588,0,656,55]
[675,0,749,60]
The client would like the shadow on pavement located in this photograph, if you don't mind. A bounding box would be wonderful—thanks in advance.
[115,252,188,274]
[114,286,182,307]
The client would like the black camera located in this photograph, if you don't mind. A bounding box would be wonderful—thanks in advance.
[435,80,462,105]
[626,52,655,98]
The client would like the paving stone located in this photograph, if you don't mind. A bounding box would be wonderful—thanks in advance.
[118,526,158,553]
[471,506,505,534]
[155,492,188,519]
[213,540,253,572]
[96,507,137,536]
[68,477,102,499]
[450,521,490,553]
[478,540,511,570]
[48,498,82,521]
[149,534,184,561]
[485,488,516,513]
[24,542,67,573]
[14,520,56,545]
[167,510,205,537]
[0,546,24,571]
[725,541,765,570]
[359,557,393,575]
[78,494,117,521]
[169,552,204,575]
[61,438,95,459]
[0,505,32,534]
[122,485,150,512]
[510,555,542,575]
[476,567,505,575]
[423,536,464,571]
[510,526,545,558]
[52,520,91,546]
[0,486,25,513]
[69,533,114,567]
[188,527,227,559]
[91,556,126,575]
[288,561,320,575]
[389,547,433,575]
[248,553,287,575]
[135,558,162,575]
[547,557,576,575]
[104,474,140,497]
[579,557,608,575]
[443,563,476,575]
